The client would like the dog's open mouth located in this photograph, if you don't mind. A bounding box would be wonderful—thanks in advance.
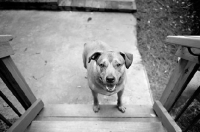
[106,85,116,92]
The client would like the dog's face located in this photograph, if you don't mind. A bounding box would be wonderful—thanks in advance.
[89,51,133,92]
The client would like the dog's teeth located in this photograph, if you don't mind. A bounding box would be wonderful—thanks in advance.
[106,85,116,92]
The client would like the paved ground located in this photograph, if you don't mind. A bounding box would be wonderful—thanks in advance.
[0,10,153,118]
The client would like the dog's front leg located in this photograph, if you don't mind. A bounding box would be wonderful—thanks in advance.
[117,89,126,113]
[91,90,100,113]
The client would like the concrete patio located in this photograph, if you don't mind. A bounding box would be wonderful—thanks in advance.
[0,10,153,118]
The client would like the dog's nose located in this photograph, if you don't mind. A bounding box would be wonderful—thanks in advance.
[106,76,115,83]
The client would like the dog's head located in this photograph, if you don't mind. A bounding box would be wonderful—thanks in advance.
[88,51,133,92]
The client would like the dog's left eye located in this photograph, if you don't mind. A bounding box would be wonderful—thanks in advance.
[99,64,105,68]
[116,64,121,67]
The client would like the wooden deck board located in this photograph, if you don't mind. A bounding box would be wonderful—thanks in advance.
[35,116,160,122]
[26,121,166,132]
[0,0,136,12]
[0,0,58,3]
[59,0,136,12]
[38,104,156,118]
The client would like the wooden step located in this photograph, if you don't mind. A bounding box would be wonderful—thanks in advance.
[37,104,157,118]
[26,121,166,132]
[26,104,167,132]
[35,117,160,122]
[58,0,137,12]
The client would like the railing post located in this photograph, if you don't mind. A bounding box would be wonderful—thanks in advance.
[0,35,37,110]
[160,36,200,112]
[160,58,199,111]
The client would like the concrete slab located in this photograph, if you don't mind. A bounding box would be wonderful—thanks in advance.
[0,10,153,117]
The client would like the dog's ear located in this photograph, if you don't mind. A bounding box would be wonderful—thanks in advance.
[88,52,102,63]
[120,52,133,69]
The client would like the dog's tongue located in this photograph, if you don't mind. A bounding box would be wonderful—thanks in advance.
[106,85,116,92]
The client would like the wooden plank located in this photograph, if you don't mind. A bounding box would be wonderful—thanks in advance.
[153,101,182,132]
[0,57,37,109]
[85,0,93,8]
[58,0,71,6]
[105,1,118,9]
[105,1,134,10]
[1,0,137,12]
[58,0,137,12]
[7,99,44,132]
[0,0,58,3]
[71,0,86,7]
[35,116,160,122]
[160,58,199,111]
[116,1,135,9]
[166,36,200,48]
[92,1,106,9]
[26,121,166,132]
[175,46,200,64]
[0,35,13,42]
[0,42,14,58]
[38,104,156,118]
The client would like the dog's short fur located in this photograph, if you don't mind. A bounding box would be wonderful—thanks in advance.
[83,41,133,113]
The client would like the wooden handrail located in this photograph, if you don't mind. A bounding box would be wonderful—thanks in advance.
[166,36,200,48]
[0,35,44,131]
[0,35,37,109]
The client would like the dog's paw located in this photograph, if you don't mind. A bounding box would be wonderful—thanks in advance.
[93,105,100,113]
[117,105,126,113]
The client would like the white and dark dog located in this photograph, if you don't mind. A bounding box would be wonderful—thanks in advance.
[83,41,133,113]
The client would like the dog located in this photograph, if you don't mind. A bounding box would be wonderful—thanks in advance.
[82,41,133,113]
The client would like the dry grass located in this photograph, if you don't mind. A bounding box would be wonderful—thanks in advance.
[135,0,193,100]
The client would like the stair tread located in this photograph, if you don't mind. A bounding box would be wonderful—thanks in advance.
[38,104,156,118]
[26,121,166,132]
[35,117,160,122]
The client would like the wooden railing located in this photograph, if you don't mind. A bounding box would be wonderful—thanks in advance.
[159,36,200,131]
[0,35,44,132]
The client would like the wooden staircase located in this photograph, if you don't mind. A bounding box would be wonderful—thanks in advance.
[1,35,182,132]
[26,104,166,132]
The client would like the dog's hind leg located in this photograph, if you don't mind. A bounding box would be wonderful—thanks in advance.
[117,89,126,113]
[91,90,100,113]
